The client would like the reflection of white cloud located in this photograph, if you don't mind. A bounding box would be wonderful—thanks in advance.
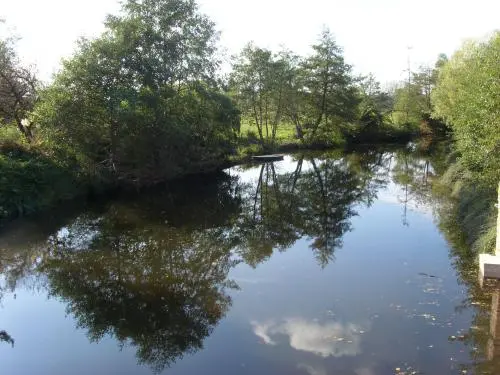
[297,363,327,375]
[251,318,367,357]
[252,321,276,345]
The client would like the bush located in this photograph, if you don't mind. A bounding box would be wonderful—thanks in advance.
[0,143,84,223]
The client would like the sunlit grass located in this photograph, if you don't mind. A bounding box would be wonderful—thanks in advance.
[239,119,297,144]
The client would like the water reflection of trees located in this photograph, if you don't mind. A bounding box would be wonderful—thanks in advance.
[1,145,461,367]
[235,151,387,267]
[37,174,242,372]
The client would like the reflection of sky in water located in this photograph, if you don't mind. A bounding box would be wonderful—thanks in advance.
[252,318,366,357]
[0,150,479,375]
[230,155,311,184]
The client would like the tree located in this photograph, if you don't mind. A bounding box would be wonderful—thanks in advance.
[392,82,426,125]
[432,32,500,187]
[230,44,295,144]
[295,28,358,142]
[0,23,38,141]
[356,73,393,131]
[391,54,448,129]
[34,0,239,184]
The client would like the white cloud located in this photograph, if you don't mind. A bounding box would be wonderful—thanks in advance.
[251,318,367,357]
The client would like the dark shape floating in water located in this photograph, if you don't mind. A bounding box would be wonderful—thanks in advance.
[251,154,284,162]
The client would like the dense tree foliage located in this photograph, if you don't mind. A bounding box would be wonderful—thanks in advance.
[355,73,393,134]
[33,0,239,184]
[298,29,359,141]
[230,28,360,144]
[432,32,500,187]
[230,45,296,144]
[391,54,448,129]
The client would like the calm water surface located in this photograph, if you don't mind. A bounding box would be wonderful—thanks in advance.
[0,145,496,374]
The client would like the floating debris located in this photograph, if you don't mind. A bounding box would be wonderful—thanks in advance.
[394,364,420,375]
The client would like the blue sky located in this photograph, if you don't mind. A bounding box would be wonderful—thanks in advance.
[1,0,498,84]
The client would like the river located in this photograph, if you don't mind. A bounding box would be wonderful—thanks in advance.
[0,144,496,374]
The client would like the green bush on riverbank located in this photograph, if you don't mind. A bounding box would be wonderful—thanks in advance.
[421,32,500,258]
[0,137,84,223]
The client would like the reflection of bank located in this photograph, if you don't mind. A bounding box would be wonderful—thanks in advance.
[487,288,500,360]
[479,182,500,360]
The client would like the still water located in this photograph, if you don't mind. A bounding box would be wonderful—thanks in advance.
[0,145,496,374]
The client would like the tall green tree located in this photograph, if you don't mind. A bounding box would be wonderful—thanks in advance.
[295,28,358,142]
[34,0,239,184]
[230,44,295,144]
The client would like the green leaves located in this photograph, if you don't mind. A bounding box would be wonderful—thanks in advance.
[431,32,500,187]
[34,0,238,184]
[230,44,295,143]
[230,28,359,145]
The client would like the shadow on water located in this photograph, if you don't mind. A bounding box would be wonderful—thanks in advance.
[0,142,498,373]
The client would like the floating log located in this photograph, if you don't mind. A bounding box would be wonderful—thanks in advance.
[251,154,284,162]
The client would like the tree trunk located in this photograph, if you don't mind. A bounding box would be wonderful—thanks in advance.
[110,119,119,174]
[14,116,32,142]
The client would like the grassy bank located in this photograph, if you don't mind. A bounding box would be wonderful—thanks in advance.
[411,139,497,259]
[435,159,497,256]
[233,120,416,159]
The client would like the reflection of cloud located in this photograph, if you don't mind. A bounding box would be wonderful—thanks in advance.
[251,318,366,357]
[252,321,276,345]
[297,363,327,375]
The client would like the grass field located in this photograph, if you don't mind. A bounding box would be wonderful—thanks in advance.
[239,120,297,144]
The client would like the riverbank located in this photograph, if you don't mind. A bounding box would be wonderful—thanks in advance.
[0,141,91,225]
[413,140,498,259]
[0,127,416,226]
